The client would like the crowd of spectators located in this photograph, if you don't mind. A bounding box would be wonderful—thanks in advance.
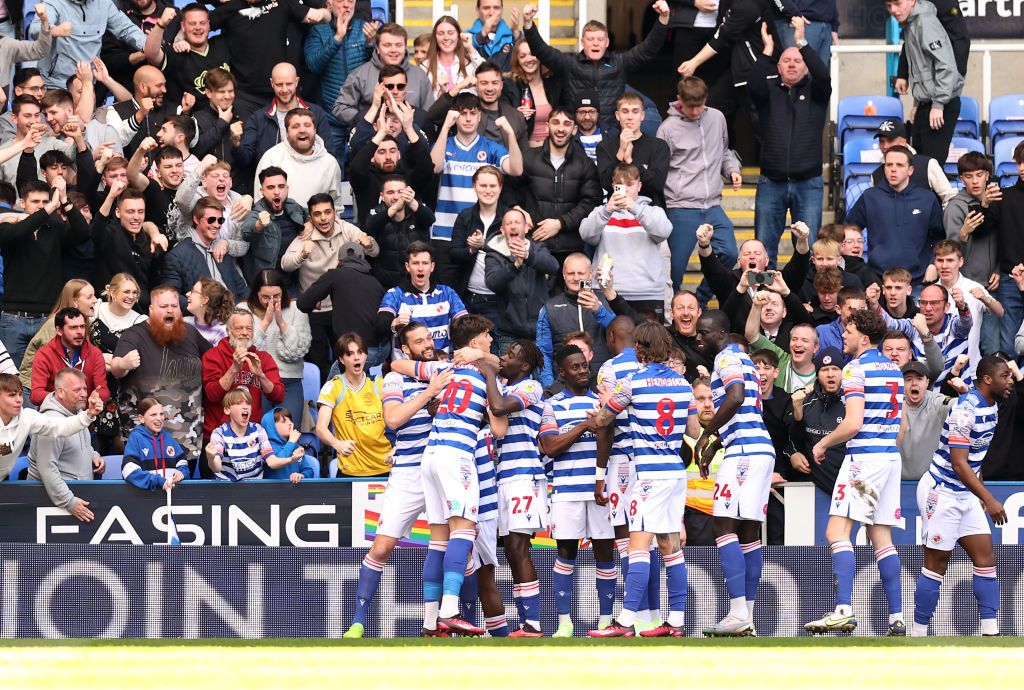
[0,0,1022,543]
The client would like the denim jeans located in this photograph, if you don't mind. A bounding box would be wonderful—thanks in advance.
[0,312,47,371]
[775,19,833,70]
[666,206,738,304]
[754,175,823,268]
[996,274,1024,355]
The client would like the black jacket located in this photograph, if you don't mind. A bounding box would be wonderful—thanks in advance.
[0,207,91,312]
[596,133,671,208]
[515,139,602,256]
[484,235,560,338]
[297,256,386,349]
[523,20,668,131]
[501,75,568,139]
[996,179,1024,274]
[667,326,711,383]
[842,255,880,289]
[450,203,507,296]
[790,383,847,495]
[708,0,784,87]
[985,378,1024,481]
[349,137,435,229]
[365,202,436,290]
[762,386,795,475]
[747,45,831,181]
[193,106,244,173]
[90,210,164,306]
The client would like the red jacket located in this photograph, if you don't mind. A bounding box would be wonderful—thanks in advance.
[31,336,110,406]
[202,337,285,437]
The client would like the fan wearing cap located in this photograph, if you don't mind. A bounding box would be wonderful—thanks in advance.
[787,346,846,497]
[870,117,955,206]
[573,91,602,162]
[899,359,951,482]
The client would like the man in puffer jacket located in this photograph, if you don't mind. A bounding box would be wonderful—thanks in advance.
[485,208,559,350]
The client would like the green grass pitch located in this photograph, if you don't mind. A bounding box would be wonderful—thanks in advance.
[2,638,1023,689]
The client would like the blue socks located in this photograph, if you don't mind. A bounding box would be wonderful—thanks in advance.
[553,557,575,616]
[741,540,763,616]
[830,540,856,607]
[519,580,541,627]
[973,565,1000,623]
[422,541,446,628]
[875,546,902,616]
[484,614,509,637]
[352,553,384,626]
[620,550,651,625]
[441,529,475,599]
[460,570,479,623]
[646,549,661,617]
[914,568,942,626]
[716,534,746,601]
[595,561,617,617]
[663,550,687,626]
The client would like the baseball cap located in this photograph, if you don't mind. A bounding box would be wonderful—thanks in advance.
[338,242,365,261]
[901,360,930,378]
[575,91,600,112]
[814,347,843,371]
[874,118,908,140]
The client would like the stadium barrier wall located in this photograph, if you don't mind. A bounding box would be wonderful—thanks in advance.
[4,481,1024,547]
[0,544,1021,638]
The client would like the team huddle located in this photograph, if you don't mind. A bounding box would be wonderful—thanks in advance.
[342,306,1009,638]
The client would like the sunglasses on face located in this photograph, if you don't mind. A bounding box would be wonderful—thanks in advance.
[204,216,226,225]
[383,82,407,91]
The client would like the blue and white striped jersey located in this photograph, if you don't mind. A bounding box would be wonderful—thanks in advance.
[380,372,431,471]
[495,378,546,484]
[433,134,509,240]
[710,344,774,457]
[540,389,600,502]
[378,284,468,358]
[416,361,488,459]
[208,422,274,481]
[606,362,694,481]
[475,427,499,521]
[929,388,997,492]
[842,348,903,463]
[597,348,639,465]
[883,309,972,391]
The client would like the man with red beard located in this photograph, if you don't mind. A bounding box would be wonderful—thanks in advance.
[201,309,284,475]
[111,285,212,472]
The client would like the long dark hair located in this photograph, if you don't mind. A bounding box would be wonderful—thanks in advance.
[246,269,292,314]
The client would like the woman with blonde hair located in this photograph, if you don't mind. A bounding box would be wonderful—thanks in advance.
[18,279,99,404]
[422,15,484,98]
[91,273,149,453]
[184,278,235,346]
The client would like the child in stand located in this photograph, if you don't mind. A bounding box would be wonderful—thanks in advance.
[122,398,189,491]
[413,34,431,65]
[261,406,315,484]
[206,388,295,481]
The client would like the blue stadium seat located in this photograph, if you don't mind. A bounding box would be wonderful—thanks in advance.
[301,455,320,478]
[302,362,321,407]
[988,94,1024,149]
[943,137,986,177]
[842,137,883,183]
[328,458,339,478]
[845,178,872,214]
[370,0,389,23]
[7,454,29,481]
[837,95,903,148]
[954,96,980,139]
[101,455,124,480]
[994,136,1024,183]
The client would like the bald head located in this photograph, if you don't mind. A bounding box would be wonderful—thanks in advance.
[134,66,167,106]
[562,252,592,295]
[606,316,636,354]
[778,46,809,86]
[270,63,300,107]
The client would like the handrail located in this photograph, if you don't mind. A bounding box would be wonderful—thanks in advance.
[829,42,1024,125]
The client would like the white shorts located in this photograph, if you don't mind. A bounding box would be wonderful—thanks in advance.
[713,452,774,522]
[497,477,548,536]
[829,455,901,526]
[917,474,991,551]
[627,476,686,535]
[608,456,633,527]
[375,468,425,540]
[474,518,499,568]
[550,499,614,540]
[421,447,479,525]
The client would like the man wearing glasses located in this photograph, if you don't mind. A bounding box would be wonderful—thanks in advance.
[161,197,249,309]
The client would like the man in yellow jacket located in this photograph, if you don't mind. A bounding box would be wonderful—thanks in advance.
[683,376,724,546]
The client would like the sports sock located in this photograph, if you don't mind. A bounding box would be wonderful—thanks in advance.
[352,553,384,627]
[741,540,763,621]
[422,541,446,629]
[913,567,942,628]
[646,548,661,618]
[875,545,902,619]
[519,580,541,628]
[973,565,999,634]
[460,570,479,623]
[553,557,576,617]
[620,550,650,627]
[512,583,525,622]
[595,561,617,618]
[716,534,747,619]
[663,550,687,628]
[615,537,631,589]
[439,529,475,618]
[484,614,509,637]
[830,539,856,608]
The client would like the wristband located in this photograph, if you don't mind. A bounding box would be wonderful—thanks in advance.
[595,467,606,481]
[698,243,710,250]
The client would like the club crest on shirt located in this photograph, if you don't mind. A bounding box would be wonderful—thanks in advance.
[737,458,749,485]
[477,151,488,161]
[926,491,937,519]
[167,447,175,457]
